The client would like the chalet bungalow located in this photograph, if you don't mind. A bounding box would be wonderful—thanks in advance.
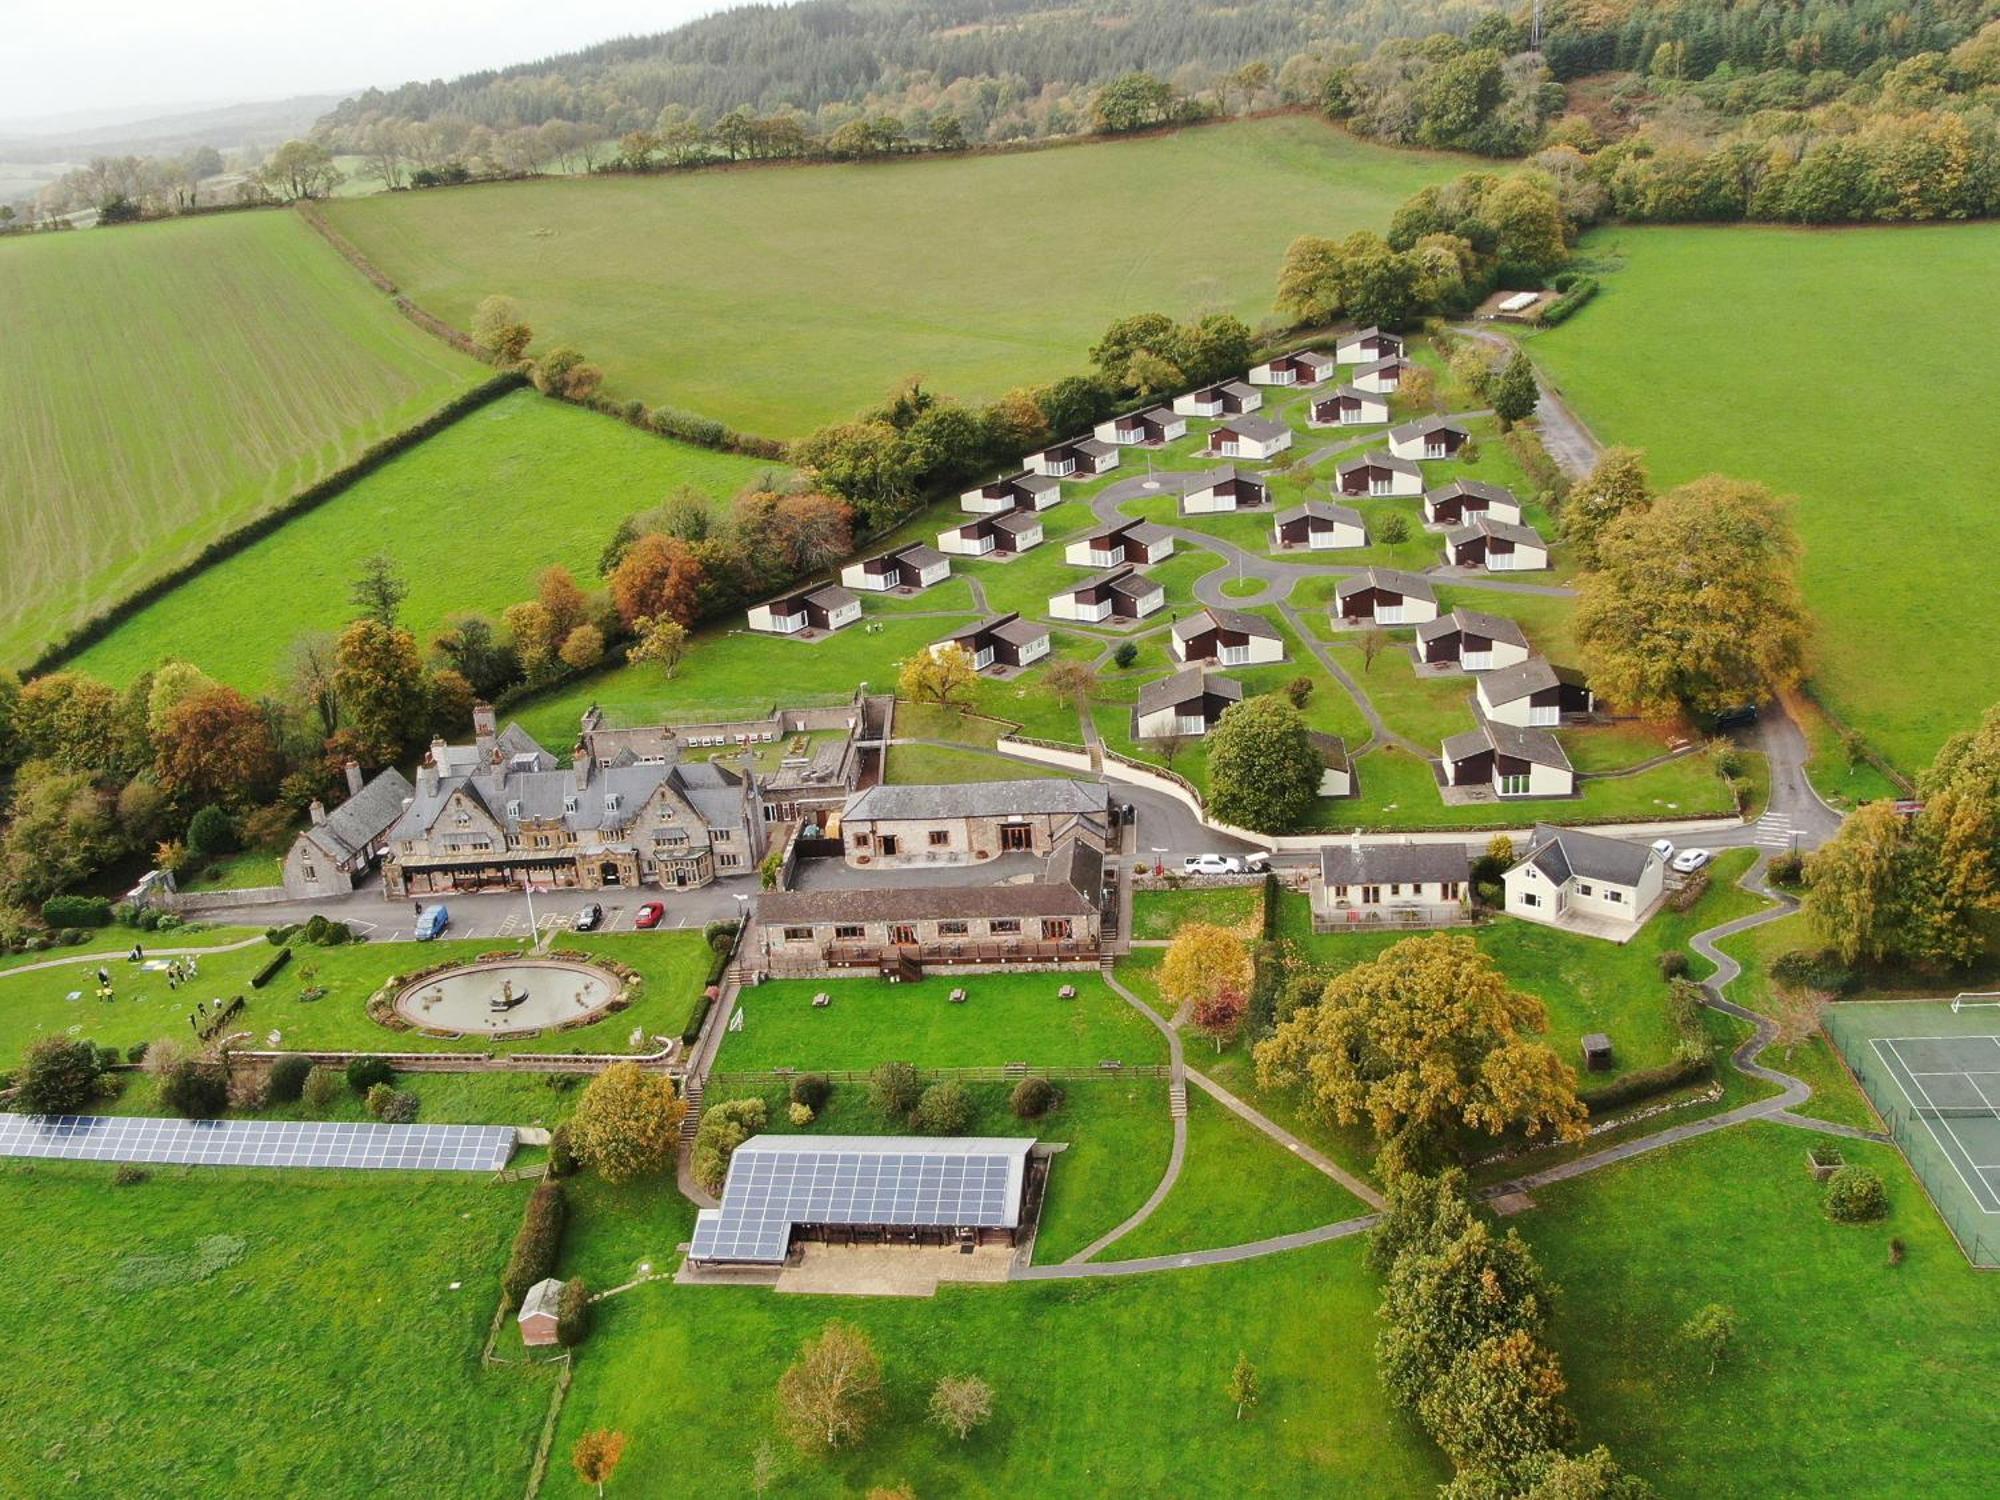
[1388,416,1471,462]
[747,583,862,636]
[933,613,1052,674]
[960,470,1063,515]
[1133,666,1244,739]
[1311,837,1471,927]
[1024,438,1119,478]
[840,778,1111,870]
[1503,824,1668,939]
[1353,355,1412,394]
[283,762,414,900]
[1441,720,1576,798]
[1204,413,1293,461]
[841,542,951,593]
[1446,517,1550,572]
[1308,732,1354,798]
[1173,379,1262,418]
[1415,608,1533,672]
[1424,479,1524,530]
[1335,326,1406,364]
[1476,658,1594,728]
[939,509,1043,557]
[1336,452,1424,498]
[1095,406,1187,447]
[1170,606,1285,667]
[1311,385,1390,427]
[1065,519,1174,569]
[1249,349,1335,388]
[1182,466,1270,514]
[1049,565,1164,624]
[1274,500,1367,552]
[1333,568,1438,626]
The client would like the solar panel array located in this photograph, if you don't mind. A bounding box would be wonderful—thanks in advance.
[0,1114,515,1173]
[690,1142,1024,1264]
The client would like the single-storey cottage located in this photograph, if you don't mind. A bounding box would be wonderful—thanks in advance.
[1133,666,1243,739]
[1249,349,1335,387]
[1446,516,1549,572]
[1333,568,1439,626]
[1335,327,1406,365]
[1048,565,1164,624]
[1352,355,1412,394]
[959,470,1063,515]
[1476,658,1594,728]
[1504,823,1667,939]
[1095,407,1187,447]
[1170,606,1285,666]
[1441,720,1575,798]
[840,778,1111,870]
[1424,479,1524,530]
[283,762,415,899]
[1181,466,1270,514]
[933,612,1052,674]
[939,509,1043,557]
[1311,837,1471,927]
[1335,451,1424,497]
[1388,416,1471,462]
[747,583,862,636]
[1024,438,1119,478]
[1065,519,1174,569]
[1415,609,1533,671]
[841,542,951,593]
[1310,384,1390,427]
[1173,379,1262,418]
[1204,413,1293,461]
[1274,500,1367,552]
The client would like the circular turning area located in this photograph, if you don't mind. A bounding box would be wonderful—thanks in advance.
[390,958,623,1036]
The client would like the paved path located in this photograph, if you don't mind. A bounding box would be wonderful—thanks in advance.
[0,934,269,979]
[1454,327,1600,480]
[1066,969,1189,1263]
[1184,1063,1385,1209]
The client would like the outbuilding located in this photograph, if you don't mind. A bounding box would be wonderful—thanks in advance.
[517,1278,565,1347]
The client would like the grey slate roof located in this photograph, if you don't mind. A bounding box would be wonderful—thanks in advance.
[1319,383,1381,406]
[1214,413,1289,443]
[1276,500,1365,528]
[991,614,1051,646]
[1449,516,1545,548]
[1355,355,1409,379]
[1338,450,1424,479]
[1390,415,1470,444]
[1136,666,1243,717]
[1319,840,1469,887]
[436,724,553,777]
[1479,657,1586,706]
[1442,720,1571,770]
[760,879,1097,924]
[1173,606,1281,641]
[1064,565,1161,603]
[1218,379,1257,399]
[843,778,1106,823]
[991,510,1042,535]
[805,583,858,609]
[889,541,946,568]
[1190,465,1267,495]
[1072,437,1116,457]
[392,756,748,844]
[1429,478,1518,506]
[1307,731,1351,773]
[300,767,414,864]
[1417,608,1531,648]
[518,1278,564,1323]
[1336,568,1437,604]
[1521,823,1658,887]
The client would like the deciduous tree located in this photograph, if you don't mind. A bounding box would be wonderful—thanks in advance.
[1195,984,1249,1052]
[471,295,532,360]
[1227,1352,1261,1419]
[503,600,558,675]
[1160,923,1253,1016]
[332,619,431,764]
[626,616,690,679]
[558,625,605,673]
[1206,696,1323,833]
[1043,660,1099,710]
[927,1374,994,1440]
[154,685,279,808]
[1490,350,1539,428]
[571,1429,627,1496]
[1560,448,1651,570]
[777,1321,884,1453]
[567,1062,687,1184]
[609,533,709,629]
[899,645,978,709]
[350,554,408,628]
[1678,1303,1737,1376]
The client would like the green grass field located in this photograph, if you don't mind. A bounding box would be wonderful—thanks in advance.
[1531,224,2000,775]
[71,390,784,690]
[321,117,1466,436]
[0,210,485,669]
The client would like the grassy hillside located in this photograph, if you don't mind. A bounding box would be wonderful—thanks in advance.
[321,116,1465,436]
[69,389,783,690]
[1531,224,2000,774]
[0,210,486,670]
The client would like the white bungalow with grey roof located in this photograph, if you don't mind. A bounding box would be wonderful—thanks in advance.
[1065,519,1174,569]
[933,613,1051,674]
[959,470,1063,514]
[1446,516,1549,572]
[1335,327,1406,364]
[1388,416,1472,461]
[1352,355,1412,394]
[1095,406,1187,447]
[1311,835,1470,927]
[1249,349,1335,387]
[1416,609,1533,671]
[1170,606,1285,666]
[1024,438,1120,478]
[283,762,415,899]
[1504,824,1666,940]
[1134,667,1243,739]
[1204,413,1293,461]
[1181,466,1270,514]
[1333,568,1438,626]
[746,583,862,636]
[1311,384,1390,427]
[1173,379,1262,418]
[1476,658,1594,728]
[1274,500,1367,551]
[840,778,1110,870]
[1441,720,1575,798]
[1336,451,1424,498]
[1048,565,1163,624]
[1424,478,1524,530]
[841,541,951,593]
[939,509,1043,557]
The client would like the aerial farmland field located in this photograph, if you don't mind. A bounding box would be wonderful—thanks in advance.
[1530,223,2000,775]
[320,116,1467,437]
[0,210,487,669]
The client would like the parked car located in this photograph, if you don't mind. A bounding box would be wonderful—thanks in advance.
[1651,839,1676,863]
[414,904,450,941]
[1671,848,1712,874]
[1243,852,1273,873]
[573,902,603,933]
[1183,853,1243,876]
[1712,703,1759,730]
[634,901,666,929]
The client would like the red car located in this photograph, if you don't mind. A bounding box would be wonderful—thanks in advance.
[634,902,666,930]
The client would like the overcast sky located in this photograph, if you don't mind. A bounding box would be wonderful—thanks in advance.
[2,0,729,127]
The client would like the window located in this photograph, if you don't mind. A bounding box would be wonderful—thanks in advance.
[852,833,870,849]
[714,828,733,843]
[1577,882,1594,897]
[562,795,578,814]
[718,853,739,868]
[1520,891,1540,908]
[834,924,866,941]
[1606,889,1624,903]
[989,919,1021,936]
[889,924,919,946]
[938,920,969,936]
[1389,883,1402,897]
[782,926,813,942]
[1041,918,1073,941]
[1000,825,1033,852]
[301,860,317,881]
[1498,773,1531,796]
[1442,881,1461,900]
[928,830,951,848]
[1333,884,1349,900]
[1220,644,1252,666]
[1361,885,1381,904]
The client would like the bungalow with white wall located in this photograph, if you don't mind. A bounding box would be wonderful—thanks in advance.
[746,583,863,636]
[1335,452,1424,498]
[1441,720,1576,798]
[1065,519,1174,569]
[933,612,1052,674]
[1504,824,1667,940]
[1415,609,1533,671]
[842,542,951,593]
[1332,568,1438,626]
[939,509,1043,557]
[1311,837,1471,927]
[1335,327,1406,365]
[1273,500,1367,551]
[1353,355,1412,394]
[1170,607,1285,667]
[1424,479,1524,530]
[1133,666,1243,740]
[1308,732,1354,798]
[1310,385,1390,427]
[1388,416,1471,461]
[1173,379,1262,418]
[1181,466,1270,514]
[1446,517,1549,572]
[1476,658,1594,728]
[1024,438,1119,478]
[1204,413,1293,461]
[1249,349,1335,388]
[960,470,1062,514]
[1048,565,1164,624]
[1095,407,1187,447]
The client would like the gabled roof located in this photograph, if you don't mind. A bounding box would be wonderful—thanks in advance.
[1335,567,1437,604]
[1287,348,1335,369]
[888,541,947,568]
[843,778,1107,823]
[1217,378,1257,399]
[1389,415,1470,443]
[1338,325,1395,346]
[518,1278,564,1322]
[1072,437,1116,457]
[1064,565,1161,602]
[1214,413,1288,443]
[1276,499,1364,528]
[435,723,553,776]
[940,612,1047,651]
[1442,719,1571,770]
[1478,657,1586,706]
[760,879,1097,924]
[1355,355,1411,378]
[804,583,858,610]
[1318,382,1382,406]
[1189,465,1267,494]
[299,767,414,863]
[1319,839,1469,886]
[1428,478,1517,506]
[1136,666,1243,717]
[1450,516,1545,548]
[992,509,1042,534]
[1173,605,1281,641]
[1416,608,1530,648]
[1336,450,1424,478]
[1306,731,1351,773]
[1519,823,1658,887]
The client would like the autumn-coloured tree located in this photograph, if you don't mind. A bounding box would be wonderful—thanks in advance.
[899,645,978,709]
[610,533,708,629]
[11,672,123,773]
[428,668,476,739]
[626,616,690,680]
[1559,447,1650,571]
[1399,364,1438,413]
[153,684,279,808]
[1194,984,1249,1053]
[567,1062,687,1184]
[559,625,606,673]
[1256,934,1586,1171]
[1043,660,1099,709]
[792,419,919,529]
[1360,627,1392,673]
[145,661,215,737]
[777,1320,884,1453]
[1227,1352,1260,1420]
[288,632,342,739]
[772,492,855,572]
[537,565,592,643]
[1418,1327,1575,1475]
[332,619,432,765]
[503,600,558,675]
[571,1429,626,1496]
[1573,476,1809,719]
[471,294,532,361]
[1159,923,1253,1018]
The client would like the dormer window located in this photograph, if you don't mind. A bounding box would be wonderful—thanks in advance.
[506,800,522,819]
[562,795,579,814]
[604,793,622,815]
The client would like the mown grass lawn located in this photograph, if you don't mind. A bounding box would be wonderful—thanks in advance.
[1532,223,2000,775]
[0,1161,551,1500]
[323,117,1467,436]
[0,926,263,976]
[0,930,712,1066]
[886,742,1071,784]
[0,210,486,670]
[713,972,1166,1072]
[1131,884,1264,941]
[71,390,785,691]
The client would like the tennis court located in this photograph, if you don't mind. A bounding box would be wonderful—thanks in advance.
[1868,1034,2000,1212]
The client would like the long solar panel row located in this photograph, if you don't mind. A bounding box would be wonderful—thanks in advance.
[0,1114,515,1173]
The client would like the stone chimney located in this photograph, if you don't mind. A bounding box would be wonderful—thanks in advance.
[344,759,364,798]
[473,703,497,760]
[417,756,439,797]
[309,799,327,826]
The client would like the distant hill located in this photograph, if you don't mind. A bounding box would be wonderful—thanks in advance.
[0,93,348,163]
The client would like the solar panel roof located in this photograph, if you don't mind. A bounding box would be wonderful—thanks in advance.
[0,1114,515,1173]
[689,1134,1034,1265]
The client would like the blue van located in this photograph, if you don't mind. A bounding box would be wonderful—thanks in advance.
[415,904,450,941]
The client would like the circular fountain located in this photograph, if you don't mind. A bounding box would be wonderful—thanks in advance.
[388,958,623,1036]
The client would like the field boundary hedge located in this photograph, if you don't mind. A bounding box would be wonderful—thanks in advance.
[27,369,527,679]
